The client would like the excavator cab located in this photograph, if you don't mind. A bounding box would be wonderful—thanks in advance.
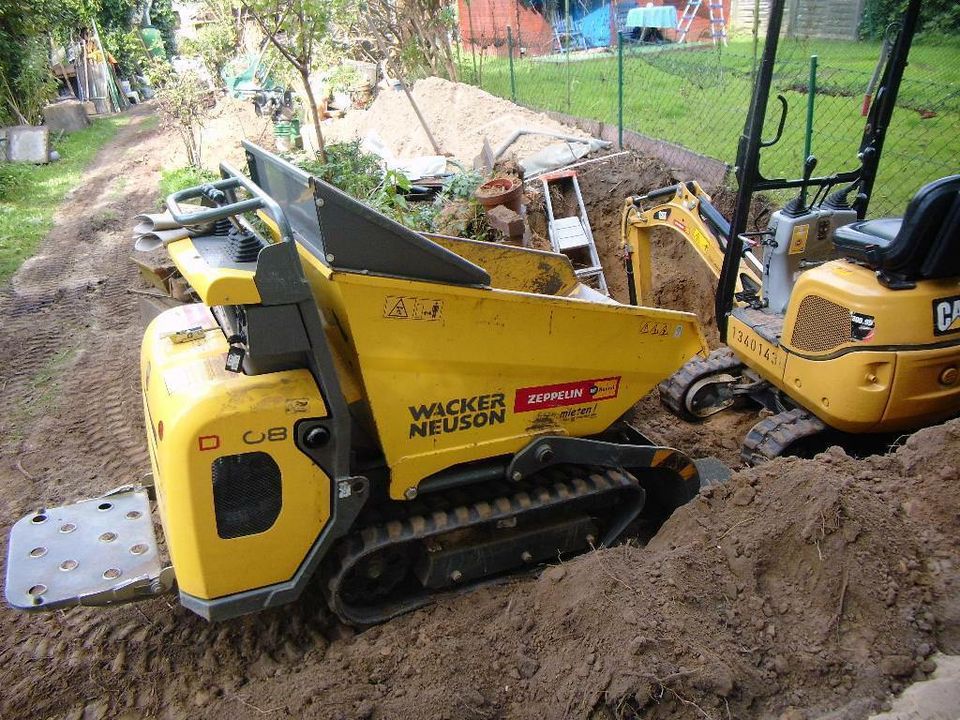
[833,175,960,288]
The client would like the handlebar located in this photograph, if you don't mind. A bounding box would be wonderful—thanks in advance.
[166,161,295,243]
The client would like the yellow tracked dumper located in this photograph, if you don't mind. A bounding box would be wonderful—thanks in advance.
[5,142,711,625]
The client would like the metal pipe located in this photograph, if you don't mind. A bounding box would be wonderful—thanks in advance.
[804,55,817,162]
[715,0,787,342]
[617,32,624,150]
[508,26,517,103]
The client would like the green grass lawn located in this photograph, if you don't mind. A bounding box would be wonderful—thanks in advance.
[471,37,960,215]
[0,115,127,285]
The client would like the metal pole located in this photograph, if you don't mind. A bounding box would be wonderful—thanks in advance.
[803,55,817,162]
[617,32,624,149]
[514,0,523,54]
[565,0,571,113]
[508,26,517,103]
[715,0,787,342]
[466,0,478,84]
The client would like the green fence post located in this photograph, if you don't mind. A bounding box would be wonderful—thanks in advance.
[618,32,624,150]
[804,55,818,161]
[507,26,517,103]
[565,0,572,113]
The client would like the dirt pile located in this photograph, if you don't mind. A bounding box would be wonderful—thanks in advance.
[526,150,720,328]
[325,77,591,164]
[198,95,274,171]
[207,422,958,720]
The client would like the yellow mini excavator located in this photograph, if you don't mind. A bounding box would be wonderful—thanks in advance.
[4,140,718,625]
[622,0,960,464]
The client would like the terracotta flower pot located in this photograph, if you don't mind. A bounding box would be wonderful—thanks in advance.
[474,176,524,214]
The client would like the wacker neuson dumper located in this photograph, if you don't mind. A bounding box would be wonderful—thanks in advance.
[5,142,711,625]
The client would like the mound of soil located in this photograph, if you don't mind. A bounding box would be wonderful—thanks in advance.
[209,422,958,720]
[324,77,591,165]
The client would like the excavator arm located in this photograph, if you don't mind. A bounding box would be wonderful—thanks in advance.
[620,181,761,306]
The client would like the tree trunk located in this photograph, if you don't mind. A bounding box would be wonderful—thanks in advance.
[300,67,326,163]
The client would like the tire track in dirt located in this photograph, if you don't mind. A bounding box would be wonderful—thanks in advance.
[0,103,344,720]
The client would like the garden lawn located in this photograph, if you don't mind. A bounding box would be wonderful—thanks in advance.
[0,115,126,284]
[470,38,960,215]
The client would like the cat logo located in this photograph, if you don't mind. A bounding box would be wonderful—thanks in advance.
[932,294,960,336]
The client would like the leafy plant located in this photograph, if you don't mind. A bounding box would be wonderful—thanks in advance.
[292,141,494,240]
[327,64,360,93]
[240,0,354,162]
[443,170,483,200]
[178,3,239,79]
[296,140,383,198]
[151,63,214,166]
[102,27,152,78]
[860,0,960,39]
[0,35,58,125]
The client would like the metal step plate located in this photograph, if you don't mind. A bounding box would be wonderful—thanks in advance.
[5,489,169,611]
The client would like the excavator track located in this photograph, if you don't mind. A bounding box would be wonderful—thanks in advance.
[658,347,744,419]
[325,466,644,626]
[740,407,828,465]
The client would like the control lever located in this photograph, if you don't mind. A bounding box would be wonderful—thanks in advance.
[797,154,818,210]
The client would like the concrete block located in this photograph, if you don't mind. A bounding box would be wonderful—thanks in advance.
[42,101,91,133]
[81,101,98,116]
[5,125,50,164]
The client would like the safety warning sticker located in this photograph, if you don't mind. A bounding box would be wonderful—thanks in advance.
[384,295,443,321]
[789,224,809,255]
[514,377,621,413]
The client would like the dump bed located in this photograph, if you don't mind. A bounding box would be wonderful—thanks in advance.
[165,142,709,499]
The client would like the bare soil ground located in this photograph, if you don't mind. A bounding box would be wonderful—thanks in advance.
[0,100,956,720]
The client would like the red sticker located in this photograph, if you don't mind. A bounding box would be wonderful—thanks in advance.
[514,377,621,413]
[672,218,687,231]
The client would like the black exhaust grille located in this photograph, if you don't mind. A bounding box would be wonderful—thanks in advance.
[212,452,282,539]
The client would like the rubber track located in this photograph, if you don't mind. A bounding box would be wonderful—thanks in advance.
[658,347,744,419]
[326,467,642,626]
[740,407,828,465]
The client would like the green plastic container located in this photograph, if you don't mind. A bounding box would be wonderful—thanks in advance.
[273,119,302,150]
[140,27,166,60]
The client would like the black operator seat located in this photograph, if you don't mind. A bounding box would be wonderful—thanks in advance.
[832,174,960,288]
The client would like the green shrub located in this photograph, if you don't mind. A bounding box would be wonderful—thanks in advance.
[158,166,219,204]
[860,0,960,39]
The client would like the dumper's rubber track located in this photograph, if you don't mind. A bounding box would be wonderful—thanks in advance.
[740,407,828,465]
[325,466,643,626]
[658,347,744,420]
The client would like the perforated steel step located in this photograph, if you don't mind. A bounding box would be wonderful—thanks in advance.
[5,488,171,611]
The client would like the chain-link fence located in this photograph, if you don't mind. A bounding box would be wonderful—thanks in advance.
[460,17,958,217]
